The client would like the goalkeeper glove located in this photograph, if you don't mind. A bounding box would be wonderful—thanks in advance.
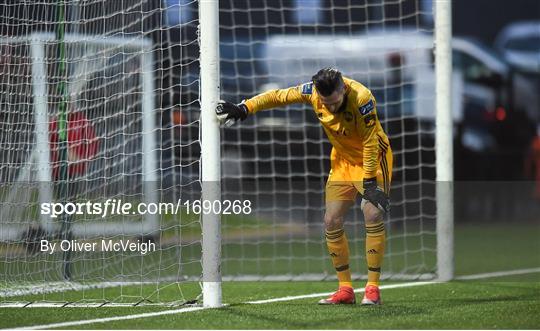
[216,101,248,126]
[363,177,390,213]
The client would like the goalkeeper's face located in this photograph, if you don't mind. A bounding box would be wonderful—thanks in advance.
[319,86,346,113]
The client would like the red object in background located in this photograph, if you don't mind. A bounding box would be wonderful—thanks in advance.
[172,108,188,125]
[49,111,99,179]
[525,132,540,201]
[495,107,507,121]
[531,136,540,200]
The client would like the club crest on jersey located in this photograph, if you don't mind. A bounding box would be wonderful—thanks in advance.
[301,82,313,95]
[364,114,376,127]
[359,99,374,115]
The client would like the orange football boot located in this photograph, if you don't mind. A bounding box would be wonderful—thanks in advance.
[361,285,382,305]
[318,286,356,305]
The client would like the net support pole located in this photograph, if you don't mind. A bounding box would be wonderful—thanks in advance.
[141,50,159,236]
[435,0,454,282]
[199,0,222,307]
[30,39,54,234]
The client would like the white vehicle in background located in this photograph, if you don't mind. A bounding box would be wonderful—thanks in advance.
[452,36,538,123]
[495,21,540,74]
[261,30,463,123]
[261,29,538,124]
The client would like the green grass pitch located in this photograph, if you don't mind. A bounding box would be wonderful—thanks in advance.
[1,280,539,329]
[0,222,538,329]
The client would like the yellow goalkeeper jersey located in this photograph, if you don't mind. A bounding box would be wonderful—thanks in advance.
[243,77,390,178]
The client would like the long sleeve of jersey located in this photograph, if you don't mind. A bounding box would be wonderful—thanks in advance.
[243,85,312,114]
[358,97,380,179]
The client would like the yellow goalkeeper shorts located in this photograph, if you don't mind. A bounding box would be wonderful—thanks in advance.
[325,149,393,202]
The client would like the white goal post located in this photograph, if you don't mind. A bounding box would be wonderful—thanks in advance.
[434,0,455,282]
[0,0,455,308]
[199,0,222,308]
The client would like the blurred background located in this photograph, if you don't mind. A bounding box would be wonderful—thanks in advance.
[0,0,538,283]
[2,0,539,208]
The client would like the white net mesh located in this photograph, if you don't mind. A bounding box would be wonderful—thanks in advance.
[0,0,438,305]
[0,0,201,305]
[218,0,437,280]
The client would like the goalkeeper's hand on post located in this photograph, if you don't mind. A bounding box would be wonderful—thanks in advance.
[216,100,248,126]
[362,177,390,213]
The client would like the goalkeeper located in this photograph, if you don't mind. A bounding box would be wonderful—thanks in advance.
[216,68,392,305]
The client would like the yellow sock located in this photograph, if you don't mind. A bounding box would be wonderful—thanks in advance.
[325,228,352,288]
[365,222,386,287]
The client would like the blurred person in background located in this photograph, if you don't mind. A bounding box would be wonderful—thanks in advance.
[49,109,99,180]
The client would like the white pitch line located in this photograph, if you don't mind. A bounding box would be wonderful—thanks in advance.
[0,281,438,308]
[245,281,435,304]
[5,281,434,330]
[0,273,432,298]
[6,305,216,330]
[6,267,540,330]
[0,302,171,308]
[455,267,540,280]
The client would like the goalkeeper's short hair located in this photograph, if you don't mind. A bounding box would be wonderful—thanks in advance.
[312,67,344,97]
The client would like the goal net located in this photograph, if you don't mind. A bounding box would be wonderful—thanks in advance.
[218,0,438,281]
[0,0,443,306]
[0,1,201,305]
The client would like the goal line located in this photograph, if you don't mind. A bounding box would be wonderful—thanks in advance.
[0,272,435,301]
[6,266,539,330]
[1,267,538,310]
